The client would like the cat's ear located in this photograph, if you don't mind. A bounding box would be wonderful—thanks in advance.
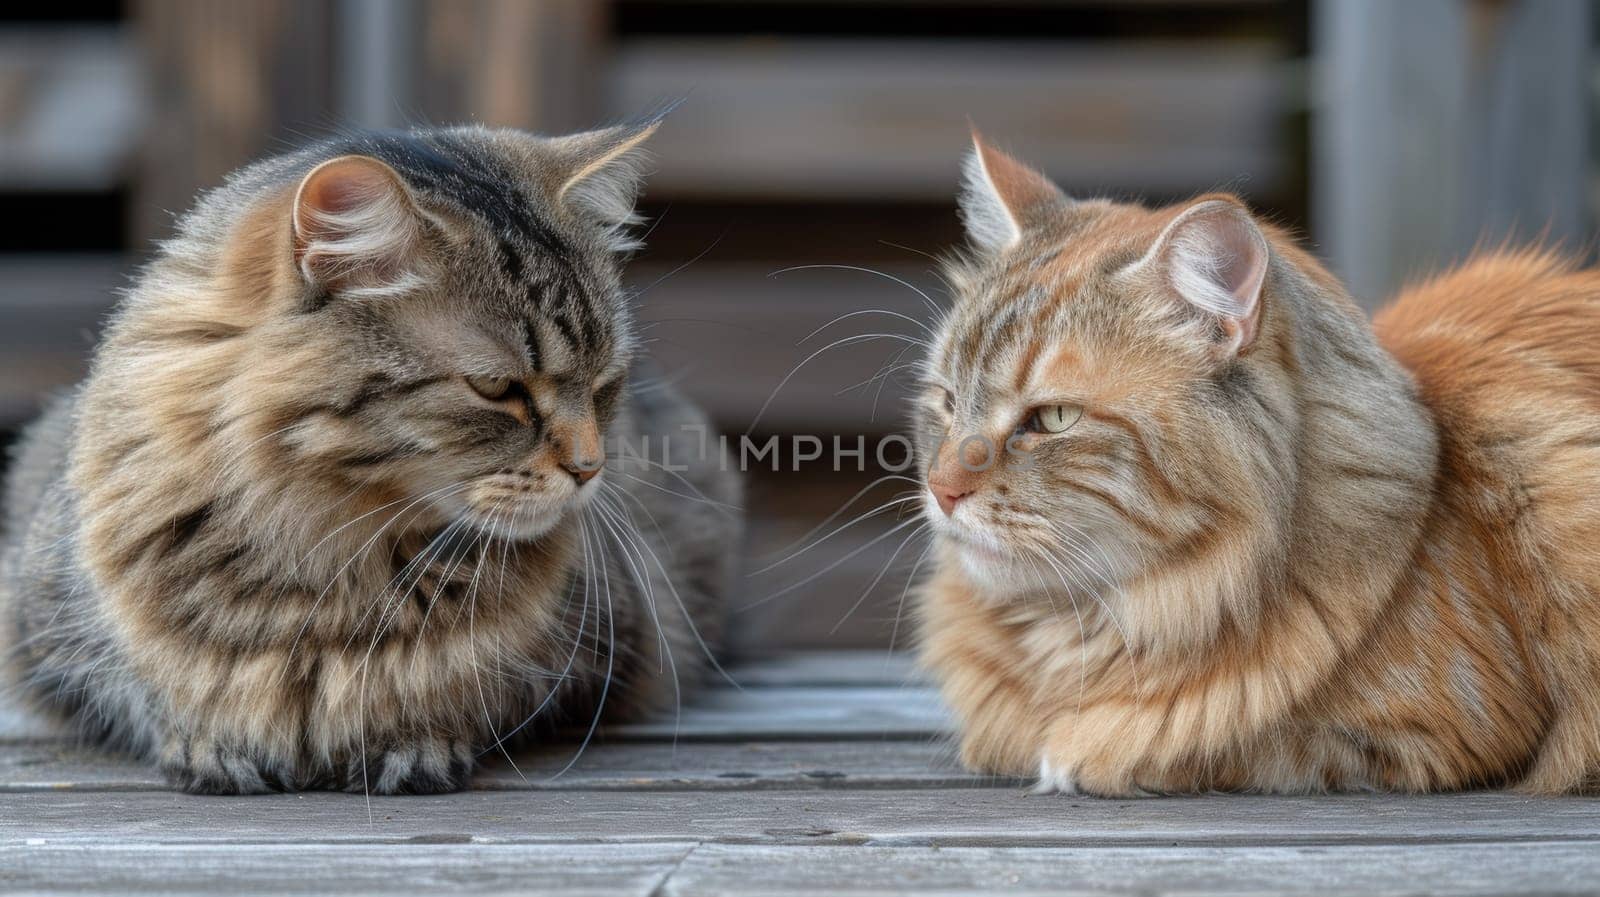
[292,155,423,297]
[551,115,664,252]
[959,133,1070,254]
[1134,198,1269,356]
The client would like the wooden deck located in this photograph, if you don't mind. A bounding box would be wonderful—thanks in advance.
[5,651,1600,895]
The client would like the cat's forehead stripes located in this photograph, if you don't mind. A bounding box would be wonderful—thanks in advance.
[529,316,580,375]
[522,320,543,372]
[942,275,1079,411]
[327,131,622,375]
[334,132,575,263]
[939,211,1192,416]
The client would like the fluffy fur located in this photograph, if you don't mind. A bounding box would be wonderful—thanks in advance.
[913,135,1600,796]
[0,121,740,795]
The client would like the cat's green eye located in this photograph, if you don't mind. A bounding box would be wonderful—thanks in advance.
[465,375,513,401]
[1029,404,1082,435]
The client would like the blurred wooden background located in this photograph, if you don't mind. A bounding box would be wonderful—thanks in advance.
[0,0,1590,652]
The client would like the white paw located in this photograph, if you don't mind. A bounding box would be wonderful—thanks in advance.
[1032,755,1080,795]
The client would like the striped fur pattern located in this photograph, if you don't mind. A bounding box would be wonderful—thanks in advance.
[0,122,740,794]
[914,136,1600,795]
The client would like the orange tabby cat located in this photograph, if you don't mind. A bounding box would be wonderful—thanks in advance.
[913,135,1600,795]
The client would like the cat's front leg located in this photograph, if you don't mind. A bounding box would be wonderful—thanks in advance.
[158,730,297,795]
[339,735,477,795]
[1033,710,1161,798]
[1032,745,1150,797]
[939,673,1053,777]
[157,726,477,795]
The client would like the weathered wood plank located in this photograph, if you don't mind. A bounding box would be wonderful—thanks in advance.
[0,739,985,793]
[663,842,1600,897]
[609,40,1289,201]
[8,790,1600,848]
[0,254,129,427]
[10,840,1597,897]
[133,0,338,244]
[0,29,143,190]
[12,837,1600,895]
[413,0,607,134]
[11,841,1599,897]
[1313,0,1591,303]
[4,842,694,897]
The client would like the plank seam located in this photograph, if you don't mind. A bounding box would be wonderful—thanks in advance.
[647,841,701,897]
[8,835,1600,851]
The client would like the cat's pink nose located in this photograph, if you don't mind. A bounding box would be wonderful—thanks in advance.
[931,483,970,516]
[562,459,603,484]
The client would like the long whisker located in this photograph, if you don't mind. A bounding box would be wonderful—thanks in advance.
[283,481,471,677]
[769,263,943,318]
[596,487,741,691]
[868,346,922,423]
[749,492,921,575]
[744,332,927,437]
[829,521,931,636]
[1032,541,1142,697]
[352,513,477,814]
[591,490,666,664]
[605,451,741,515]
[483,508,593,757]
[591,491,684,748]
[752,473,923,563]
[629,232,724,300]
[284,485,436,581]
[467,501,522,782]
[1019,549,1088,716]
[797,307,935,341]
[884,540,935,657]
[344,516,466,658]
[743,516,924,610]
[551,514,616,780]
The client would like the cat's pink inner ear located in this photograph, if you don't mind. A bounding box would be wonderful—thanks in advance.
[292,155,420,295]
[959,133,1069,253]
[1156,200,1269,354]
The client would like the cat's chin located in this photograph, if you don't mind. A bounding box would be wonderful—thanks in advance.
[491,514,563,542]
[938,530,1030,592]
[459,500,579,543]
[957,550,1033,594]
[452,476,601,542]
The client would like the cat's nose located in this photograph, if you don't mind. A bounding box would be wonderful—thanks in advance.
[562,458,603,485]
[930,482,971,516]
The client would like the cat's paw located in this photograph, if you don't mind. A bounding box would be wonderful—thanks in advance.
[344,737,475,795]
[1032,750,1151,798]
[161,742,292,795]
[1031,756,1081,795]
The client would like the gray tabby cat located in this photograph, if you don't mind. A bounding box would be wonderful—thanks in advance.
[0,118,739,794]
